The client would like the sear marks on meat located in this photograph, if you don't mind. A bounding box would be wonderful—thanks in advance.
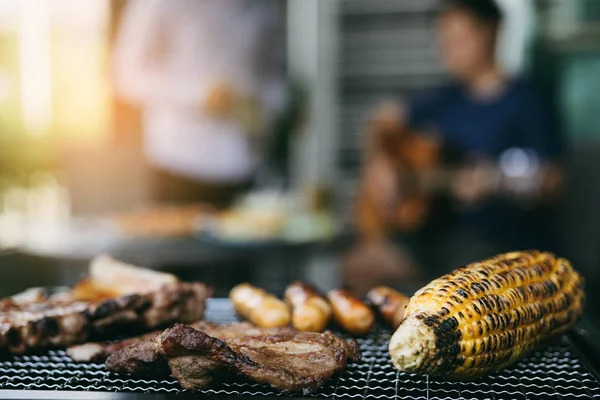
[67,331,163,362]
[67,321,294,362]
[106,323,361,393]
[193,321,297,340]
[224,332,360,392]
[106,337,169,377]
[160,326,238,389]
[0,282,210,354]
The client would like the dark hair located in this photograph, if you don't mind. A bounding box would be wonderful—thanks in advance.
[438,0,503,26]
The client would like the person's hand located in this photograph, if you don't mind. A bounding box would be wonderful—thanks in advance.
[364,156,398,210]
[370,100,405,131]
[203,82,234,118]
[355,156,398,238]
[450,162,497,205]
[367,100,407,156]
[392,196,429,232]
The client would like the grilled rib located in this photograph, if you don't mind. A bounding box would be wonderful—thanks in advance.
[0,281,210,354]
[106,322,361,393]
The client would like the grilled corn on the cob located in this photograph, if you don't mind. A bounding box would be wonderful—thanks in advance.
[389,251,585,378]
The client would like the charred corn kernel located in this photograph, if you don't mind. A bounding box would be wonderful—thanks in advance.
[389,251,585,379]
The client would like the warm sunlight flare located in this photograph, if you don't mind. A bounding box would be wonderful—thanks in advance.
[50,0,112,143]
[18,0,52,136]
[10,0,111,140]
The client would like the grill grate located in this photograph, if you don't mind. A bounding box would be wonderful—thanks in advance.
[0,299,599,399]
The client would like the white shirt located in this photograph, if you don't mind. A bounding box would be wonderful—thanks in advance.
[114,0,285,182]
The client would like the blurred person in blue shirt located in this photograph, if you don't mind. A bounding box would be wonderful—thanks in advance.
[349,0,564,288]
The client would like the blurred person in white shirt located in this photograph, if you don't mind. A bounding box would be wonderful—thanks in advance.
[113,0,287,207]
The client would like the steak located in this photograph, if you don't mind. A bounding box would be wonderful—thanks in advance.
[106,323,361,393]
[0,282,210,354]
[67,321,291,362]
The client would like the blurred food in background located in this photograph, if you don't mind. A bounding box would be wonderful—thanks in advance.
[115,204,213,238]
[114,189,336,243]
[202,189,335,244]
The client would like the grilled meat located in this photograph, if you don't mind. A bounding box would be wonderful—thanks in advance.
[328,289,374,335]
[190,321,296,340]
[0,282,210,354]
[284,282,331,332]
[367,286,410,329]
[389,251,585,378]
[68,321,292,362]
[106,336,169,377]
[72,255,180,302]
[229,283,291,328]
[67,331,162,362]
[106,322,360,393]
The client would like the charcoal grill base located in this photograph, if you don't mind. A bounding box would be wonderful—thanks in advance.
[1,299,599,400]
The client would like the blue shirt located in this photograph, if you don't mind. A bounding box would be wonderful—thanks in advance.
[407,78,563,247]
[409,78,563,160]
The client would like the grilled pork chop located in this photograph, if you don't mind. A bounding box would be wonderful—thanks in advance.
[106,323,360,393]
[67,321,292,362]
[0,282,210,354]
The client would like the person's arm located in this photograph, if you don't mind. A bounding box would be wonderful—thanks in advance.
[112,0,206,109]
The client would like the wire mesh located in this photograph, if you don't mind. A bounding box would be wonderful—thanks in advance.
[0,298,599,399]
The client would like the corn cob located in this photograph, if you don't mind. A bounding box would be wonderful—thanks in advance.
[389,251,585,379]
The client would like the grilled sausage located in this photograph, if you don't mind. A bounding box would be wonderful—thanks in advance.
[366,286,409,329]
[229,283,291,328]
[284,282,331,332]
[327,289,374,335]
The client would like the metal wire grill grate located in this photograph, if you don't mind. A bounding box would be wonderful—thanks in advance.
[0,299,599,399]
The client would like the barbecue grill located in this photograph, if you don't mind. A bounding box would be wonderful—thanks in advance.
[0,299,599,400]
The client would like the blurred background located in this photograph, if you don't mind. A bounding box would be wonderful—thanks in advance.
[0,0,599,315]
